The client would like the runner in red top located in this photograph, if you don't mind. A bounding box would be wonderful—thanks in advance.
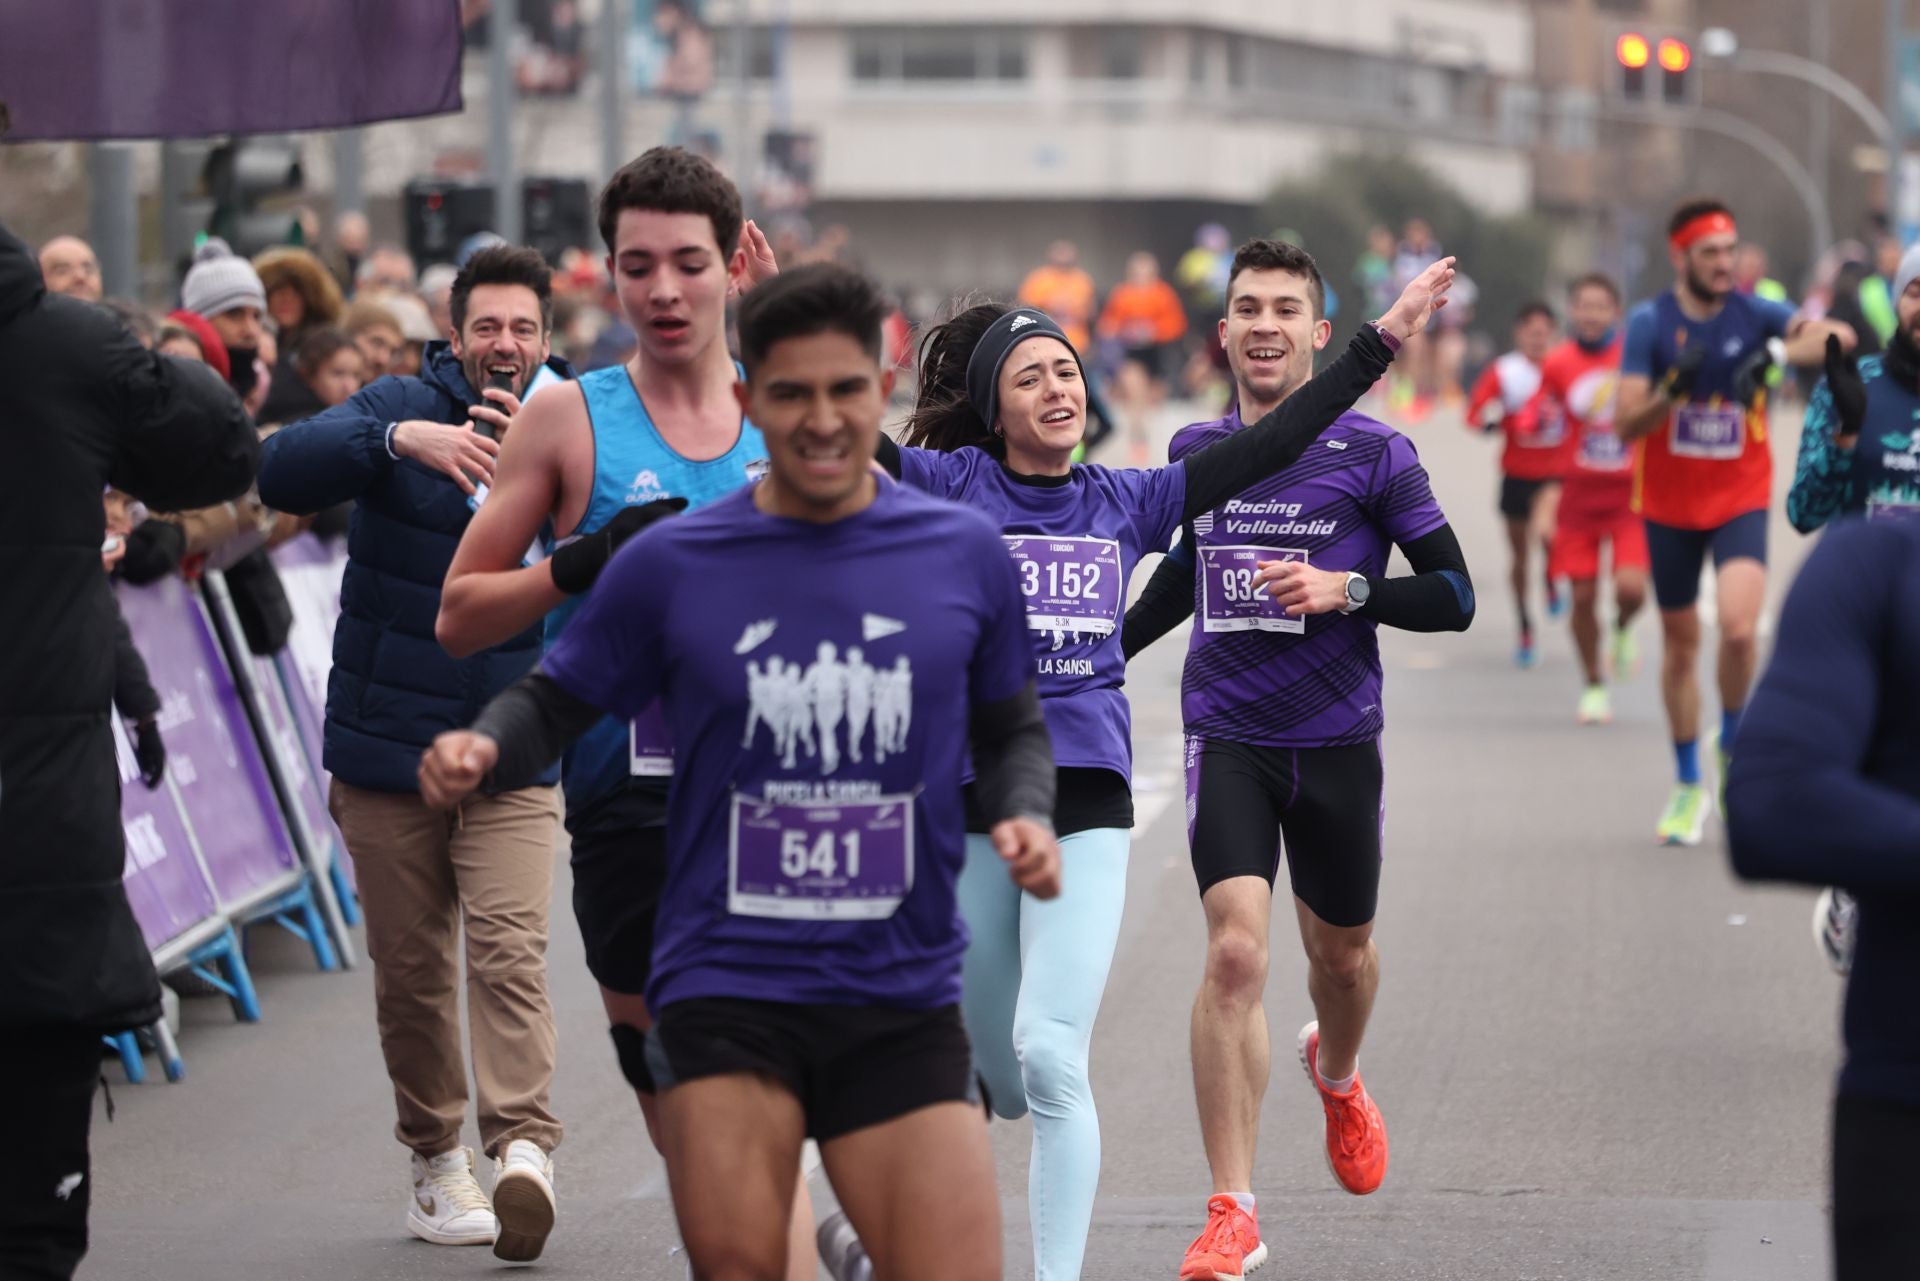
[1466,300,1560,667]
[1529,272,1646,726]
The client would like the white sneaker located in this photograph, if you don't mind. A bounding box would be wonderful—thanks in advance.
[408,1147,496,1247]
[1813,888,1858,976]
[491,1139,556,1262]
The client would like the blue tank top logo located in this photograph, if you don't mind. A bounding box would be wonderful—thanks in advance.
[547,363,768,811]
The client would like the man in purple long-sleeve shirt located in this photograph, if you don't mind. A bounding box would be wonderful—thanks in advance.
[1726,516,1920,1281]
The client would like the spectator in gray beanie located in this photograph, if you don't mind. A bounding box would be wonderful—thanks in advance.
[182,238,271,415]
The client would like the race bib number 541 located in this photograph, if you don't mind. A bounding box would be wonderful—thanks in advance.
[728,793,914,921]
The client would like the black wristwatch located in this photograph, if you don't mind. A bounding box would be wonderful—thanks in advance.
[1339,572,1371,614]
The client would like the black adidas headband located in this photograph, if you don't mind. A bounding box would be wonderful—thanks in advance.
[964,309,1084,433]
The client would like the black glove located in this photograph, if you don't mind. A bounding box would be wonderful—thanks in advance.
[1659,344,1708,402]
[548,497,688,594]
[1732,345,1777,408]
[1824,333,1866,443]
[135,719,166,790]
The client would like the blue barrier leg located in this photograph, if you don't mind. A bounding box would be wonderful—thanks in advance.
[329,857,362,928]
[152,1018,185,1083]
[249,874,338,972]
[187,925,262,1023]
[109,1032,146,1084]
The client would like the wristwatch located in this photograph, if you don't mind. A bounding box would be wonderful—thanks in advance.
[1339,572,1371,614]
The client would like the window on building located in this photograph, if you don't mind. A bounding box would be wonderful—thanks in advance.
[712,26,779,83]
[849,28,1030,85]
[1071,28,1146,79]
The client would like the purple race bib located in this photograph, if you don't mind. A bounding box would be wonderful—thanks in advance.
[728,792,914,921]
[1198,545,1306,635]
[629,702,674,777]
[1003,535,1122,636]
[1579,426,1632,473]
[1866,498,1920,524]
[1670,404,1745,460]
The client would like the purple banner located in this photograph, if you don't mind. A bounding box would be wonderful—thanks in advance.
[1,2,462,141]
[113,714,220,952]
[115,578,300,912]
[249,652,333,858]
[271,536,354,891]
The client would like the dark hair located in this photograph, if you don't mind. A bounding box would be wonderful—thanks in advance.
[596,146,743,257]
[1668,198,1732,239]
[900,300,1009,456]
[1568,271,1622,305]
[292,326,358,380]
[101,296,156,345]
[1515,299,1556,327]
[735,262,889,379]
[449,245,554,335]
[1225,239,1327,319]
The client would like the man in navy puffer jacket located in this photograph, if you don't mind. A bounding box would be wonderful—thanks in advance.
[258,246,571,1261]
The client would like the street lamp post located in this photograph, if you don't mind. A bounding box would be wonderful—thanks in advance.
[1700,26,1899,240]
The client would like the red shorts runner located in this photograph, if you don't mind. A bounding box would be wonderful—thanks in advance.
[1551,504,1648,582]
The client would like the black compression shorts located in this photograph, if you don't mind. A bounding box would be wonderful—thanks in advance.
[566,781,669,997]
[644,999,979,1141]
[1184,736,1384,927]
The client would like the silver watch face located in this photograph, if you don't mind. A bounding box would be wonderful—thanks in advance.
[1347,576,1370,606]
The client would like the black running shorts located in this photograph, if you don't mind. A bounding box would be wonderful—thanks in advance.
[566,782,669,996]
[1499,474,1556,521]
[644,999,979,1141]
[1184,736,1384,928]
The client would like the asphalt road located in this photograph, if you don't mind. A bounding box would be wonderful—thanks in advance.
[86,395,1840,1281]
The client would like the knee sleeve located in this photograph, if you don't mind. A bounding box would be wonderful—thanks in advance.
[609,1023,655,1094]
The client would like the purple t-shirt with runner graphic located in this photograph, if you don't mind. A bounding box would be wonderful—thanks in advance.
[1170,408,1447,748]
[896,445,1184,781]
[541,481,1033,1012]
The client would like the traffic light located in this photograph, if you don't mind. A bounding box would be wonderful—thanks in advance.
[521,178,592,266]
[1616,32,1650,99]
[404,180,498,267]
[1613,31,1695,107]
[202,137,303,256]
[1656,37,1693,105]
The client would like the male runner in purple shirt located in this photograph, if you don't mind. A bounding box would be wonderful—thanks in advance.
[1125,239,1475,1281]
[420,264,1060,1280]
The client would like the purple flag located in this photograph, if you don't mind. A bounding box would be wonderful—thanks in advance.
[116,577,301,912]
[114,714,221,952]
[1,1,462,141]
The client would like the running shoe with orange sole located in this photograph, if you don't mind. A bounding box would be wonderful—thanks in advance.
[1297,1021,1388,1195]
[1177,1194,1266,1281]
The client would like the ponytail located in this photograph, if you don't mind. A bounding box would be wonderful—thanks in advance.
[901,300,1008,456]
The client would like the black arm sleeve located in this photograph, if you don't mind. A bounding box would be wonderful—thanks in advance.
[1177,327,1395,521]
[874,434,904,480]
[111,602,162,723]
[1122,548,1197,660]
[968,682,1057,827]
[1361,523,1475,633]
[470,668,607,793]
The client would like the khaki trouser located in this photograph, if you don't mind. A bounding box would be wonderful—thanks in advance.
[329,779,565,1160]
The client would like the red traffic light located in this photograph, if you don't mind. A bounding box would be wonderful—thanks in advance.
[1657,38,1692,73]
[1617,33,1651,69]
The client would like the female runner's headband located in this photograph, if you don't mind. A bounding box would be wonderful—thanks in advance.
[966,308,1083,434]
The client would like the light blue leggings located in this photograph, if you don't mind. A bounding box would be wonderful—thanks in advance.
[957,827,1130,1281]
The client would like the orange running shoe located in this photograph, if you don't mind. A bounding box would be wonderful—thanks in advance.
[1297,1021,1388,1195]
[1177,1194,1267,1280]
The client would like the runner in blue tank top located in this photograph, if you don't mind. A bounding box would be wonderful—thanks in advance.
[436,148,823,1276]
[862,255,1455,1281]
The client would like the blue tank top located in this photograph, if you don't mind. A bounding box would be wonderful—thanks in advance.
[544,364,768,813]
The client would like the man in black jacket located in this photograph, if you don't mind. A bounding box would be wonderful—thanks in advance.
[0,220,258,1280]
